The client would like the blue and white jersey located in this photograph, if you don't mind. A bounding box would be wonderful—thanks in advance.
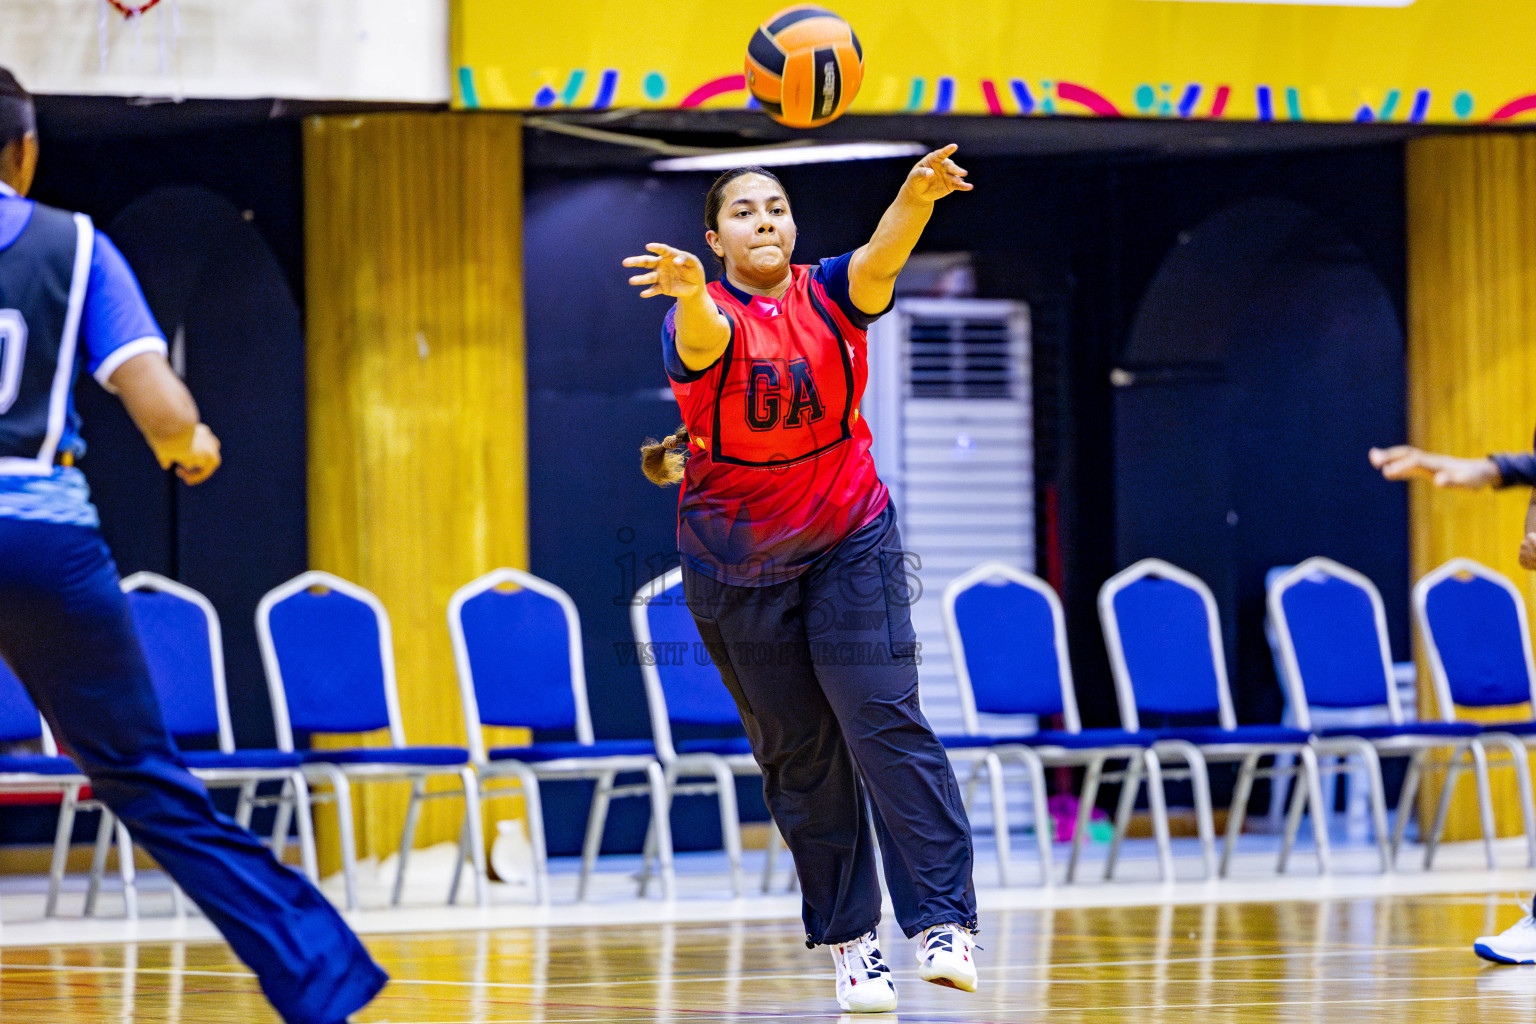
[0,181,166,527]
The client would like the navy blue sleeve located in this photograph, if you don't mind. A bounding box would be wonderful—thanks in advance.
[813,250,891,330]
[662,304,730,384]
[81,229,166,388]
[1492,451,1536,488]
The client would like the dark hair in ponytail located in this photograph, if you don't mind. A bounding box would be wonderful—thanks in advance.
[640,424,690,486]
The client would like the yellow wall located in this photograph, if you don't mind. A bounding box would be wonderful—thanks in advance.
[455,0,1536,124]
[304,112,528,864]
[1406,134,1536,838]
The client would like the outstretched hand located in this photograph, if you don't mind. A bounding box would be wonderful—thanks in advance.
[623,243,707,300]
[901,144,972,203]
[1368,445,1500,490]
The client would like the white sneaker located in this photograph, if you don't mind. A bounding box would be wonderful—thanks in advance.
[917,923,978,992]
[1475,911,1536,964]
[830,930,898,1013]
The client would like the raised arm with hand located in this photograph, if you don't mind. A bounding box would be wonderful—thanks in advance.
[623,242,731,373]
[108,350,221,485]
[847,144,972,317]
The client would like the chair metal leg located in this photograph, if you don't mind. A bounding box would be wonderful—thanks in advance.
[1392,752,1424,864]
[450,816,469,906]
[391,777,428,907]
[761,817,781,894]
[476,764,546,906]
[290,773,320,882]
[1504,737,1536,869]
[578,770,617,902]
[269,780,295,863]
[312,766,359,910]
[234,780,258,830]
[524,772,550,907]
[456,766,489,909]
[983,752,1014,888]
[1471,733,1536,869]
[638,761,678,898]
[1141,751,1176,882]
[1279,753,1310,874]
[84,809,114,917]
[961,757,984,814]
[1222,752,1261,877]
[45,783,81,919]
[1351,742,1393,873]
[709,759,744,897]
[644,762,675,901]
[1016,749,1054,886]
[1466,739,1499,869]
[115,819,138,919]
[1105,751,1144,881]
[1424,753,1464,871]
[1299,745,1332,874]
[1158,741,1214,879]
[1066,756,1105,884]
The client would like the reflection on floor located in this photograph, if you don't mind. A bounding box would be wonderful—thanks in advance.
[1,832,1535,1021]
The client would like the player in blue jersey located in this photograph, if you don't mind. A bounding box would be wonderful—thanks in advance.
[0,68,385,1024]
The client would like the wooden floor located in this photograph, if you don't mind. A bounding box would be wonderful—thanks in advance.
[3,893,1535,1022]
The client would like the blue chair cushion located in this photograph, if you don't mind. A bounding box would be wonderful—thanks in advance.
[180,749,305,770]
[0,755,81,776]
[1151,725,1311,746]
[675,737,755,757]
[939,734,996,749]
[1484,720,1536,737]
[1019,728,1151,750]
[301,746,469,766]
[487,739,657,763]
[1317,722,1480,740]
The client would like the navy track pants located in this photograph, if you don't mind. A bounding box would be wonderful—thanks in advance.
[0,518,386,1024]
[683,503,977,946]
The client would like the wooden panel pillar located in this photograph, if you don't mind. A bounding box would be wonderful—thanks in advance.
[1406,134,1536,839]
[303,112,528,864]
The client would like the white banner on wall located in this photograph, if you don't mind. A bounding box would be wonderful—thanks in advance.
[0,0,449,102]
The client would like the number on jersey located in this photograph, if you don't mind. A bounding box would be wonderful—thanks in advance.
[0,309,26,415]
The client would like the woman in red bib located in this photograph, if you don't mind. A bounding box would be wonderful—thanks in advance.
[624,147,978,1014]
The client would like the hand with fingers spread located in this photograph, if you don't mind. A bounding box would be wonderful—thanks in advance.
[901,144,973,204]
[623,243,707,300]
[1368,444,1501,490]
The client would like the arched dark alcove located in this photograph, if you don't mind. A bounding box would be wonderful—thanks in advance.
[74,185,307,748]
[1114,197,1407,729]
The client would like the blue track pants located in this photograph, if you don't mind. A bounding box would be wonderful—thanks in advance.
[0,517,386,1024]
[683,503,977,946]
